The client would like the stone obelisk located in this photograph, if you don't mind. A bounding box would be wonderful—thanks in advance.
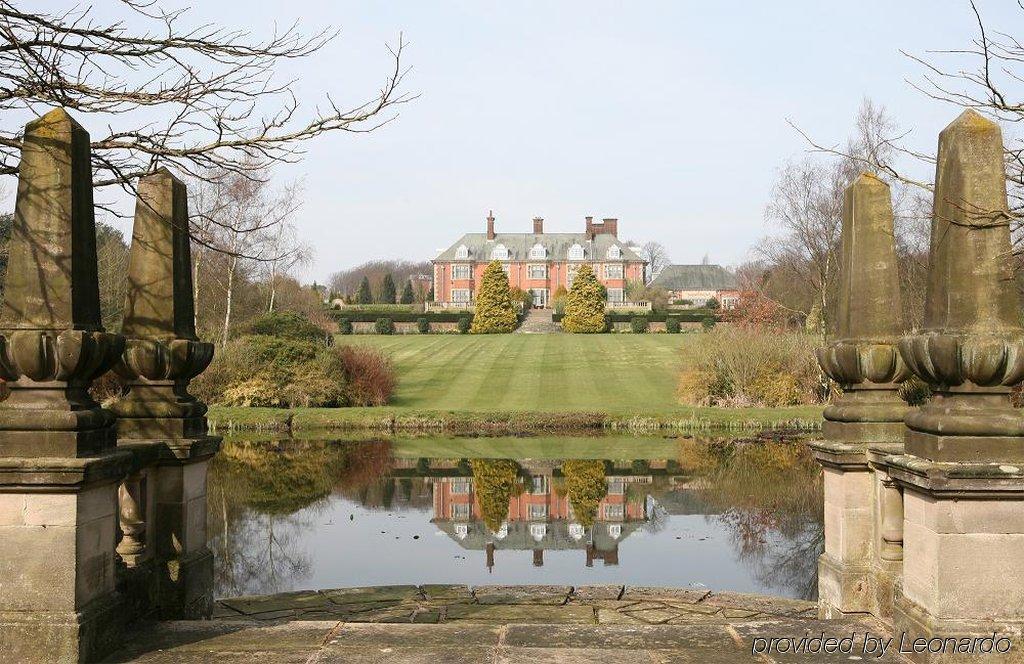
[812,172,908,619]
[890,109,1024,660]
[110,167,220,619]
[0,109,130,662]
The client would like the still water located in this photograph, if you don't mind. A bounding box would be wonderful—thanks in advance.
[206,434,822,601]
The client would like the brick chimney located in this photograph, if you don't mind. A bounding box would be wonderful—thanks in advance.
[532,216,544,234]
[486,210,495,240]
[585,216,617,239]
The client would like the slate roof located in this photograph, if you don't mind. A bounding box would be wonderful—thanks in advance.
[651,264,737,291]
[433,232,644,263]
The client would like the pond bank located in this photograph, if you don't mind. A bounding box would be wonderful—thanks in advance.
[206,405,824,435]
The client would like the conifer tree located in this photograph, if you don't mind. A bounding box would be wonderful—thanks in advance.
[471,260,519,333]
[562,264,608,333]
[380,273,397,304]
[356,276,372,304]
[400,280,415,304]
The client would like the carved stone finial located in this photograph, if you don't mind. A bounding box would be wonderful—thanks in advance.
[111,169,214,441]
[816,172,908,442]
[0,108,123,457]
[900,109,1024,461]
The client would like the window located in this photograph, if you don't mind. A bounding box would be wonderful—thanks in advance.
[454,245,469,259]
[452,503,470,519]
[568,243,585,260]
[454,523,469,539]
[529,243,547,259]
[451,288,471,303]
[568,523,585,540]
[530,289,548,308]
[452,264,471,280]
[607,245,621,259]
[451,480,471,495]
[608,524,622,539]
[607,288,624,303]
[527,264,547,279]
[491,243,509,260]
[604,263,623,279]
[607,479,625,495]
[529,504,548,519]
[531,476,548,494]
[530,523,547,541]
[493,523,508,539]
[604,504,624,519]
[501,263,511,275]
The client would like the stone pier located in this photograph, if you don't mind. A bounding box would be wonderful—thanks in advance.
[816,109,1024,662]
[0,110,218,662]
[0,109,130,662]
[811,172,908,620]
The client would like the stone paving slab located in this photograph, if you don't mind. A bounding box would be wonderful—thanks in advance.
[474,584,573,605]
[445,603,596,623]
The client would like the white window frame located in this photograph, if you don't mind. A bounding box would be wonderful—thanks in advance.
[607,479,625,495]
[530,288,549,308]
[454,523,469,539]
[452,264,471,280]
[493,523,508,539]
[608,524,622,539]
[454,245,469,259]
[491,243,509,260]
[604,504,625,519]
[530,523,547,541]
[604,263,623,279]
[607,288,624,304]
[531,476,548,494]
[607,245,621,259]
[529,243,547,259]
[527,264,547,279]
[501,263,511,275]
[451,503,471,519]
[568,523,585,540]
[529,503,548,519]
[450,480,471,495]
[566,265,580,288]
[451,288,471,303]
[568,244,585,260]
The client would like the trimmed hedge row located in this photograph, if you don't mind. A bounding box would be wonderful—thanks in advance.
[329,310,471,323]
[551,311,718,323]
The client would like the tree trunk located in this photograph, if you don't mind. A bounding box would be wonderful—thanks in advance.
[221,253,238,348]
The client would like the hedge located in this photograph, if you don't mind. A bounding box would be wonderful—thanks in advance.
[552,311,718,323]
[329,310,472,323]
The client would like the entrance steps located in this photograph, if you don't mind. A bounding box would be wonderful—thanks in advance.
[516,308,560,334]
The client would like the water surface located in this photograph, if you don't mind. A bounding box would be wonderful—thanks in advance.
[207,434,822,601]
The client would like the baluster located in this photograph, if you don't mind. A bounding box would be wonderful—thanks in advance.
[116,471,147,566]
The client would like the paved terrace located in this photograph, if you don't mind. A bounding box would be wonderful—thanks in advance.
[107,585,908,662]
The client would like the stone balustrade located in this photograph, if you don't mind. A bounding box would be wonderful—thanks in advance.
[0,108,219,663]
[815,110,1024,663]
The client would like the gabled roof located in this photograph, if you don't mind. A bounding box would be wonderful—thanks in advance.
[433,232,643,263]
[651,264,737,291]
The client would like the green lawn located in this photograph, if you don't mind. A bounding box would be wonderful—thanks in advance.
[344,334,687,412]
[206,334,824,433]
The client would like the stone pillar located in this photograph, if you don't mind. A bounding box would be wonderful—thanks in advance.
[811,173,908,619]
[110,168,220,619]
[0,109,130,662]
[891,109,1024,660]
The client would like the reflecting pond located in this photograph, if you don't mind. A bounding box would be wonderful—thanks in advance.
[206,434,822,601]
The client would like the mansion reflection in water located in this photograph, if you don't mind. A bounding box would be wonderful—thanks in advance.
[425,462,651,570]
[208,438,823,599]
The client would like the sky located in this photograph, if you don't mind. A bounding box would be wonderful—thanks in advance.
[18,1,1024,283]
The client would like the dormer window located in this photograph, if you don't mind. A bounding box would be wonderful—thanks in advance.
[454,244,469,259]
[493,523,508,539]
[529,243,547,259]
[607,245,621,259]
[568,523,585,541]
[530,524,547,542]
[491,243,509,260]
[568,243,585,260]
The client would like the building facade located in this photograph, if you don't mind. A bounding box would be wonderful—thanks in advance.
[650,263,740,309]
[432,213,647,308]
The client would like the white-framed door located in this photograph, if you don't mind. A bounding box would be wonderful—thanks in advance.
[530,288,549,308]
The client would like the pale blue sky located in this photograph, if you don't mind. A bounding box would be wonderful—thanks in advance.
[21,1,1024,282]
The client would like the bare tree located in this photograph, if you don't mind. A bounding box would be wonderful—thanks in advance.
[0,1,413,246]
[638,241,670,283]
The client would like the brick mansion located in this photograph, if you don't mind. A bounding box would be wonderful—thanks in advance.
[432,212,646,308]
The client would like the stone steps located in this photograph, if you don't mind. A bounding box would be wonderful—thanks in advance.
[515,309,559,334]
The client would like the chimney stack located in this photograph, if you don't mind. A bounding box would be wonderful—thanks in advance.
[486,210,495,240]
[585,216,618,239]
[532,216,544,234]
[533,549,544,567]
